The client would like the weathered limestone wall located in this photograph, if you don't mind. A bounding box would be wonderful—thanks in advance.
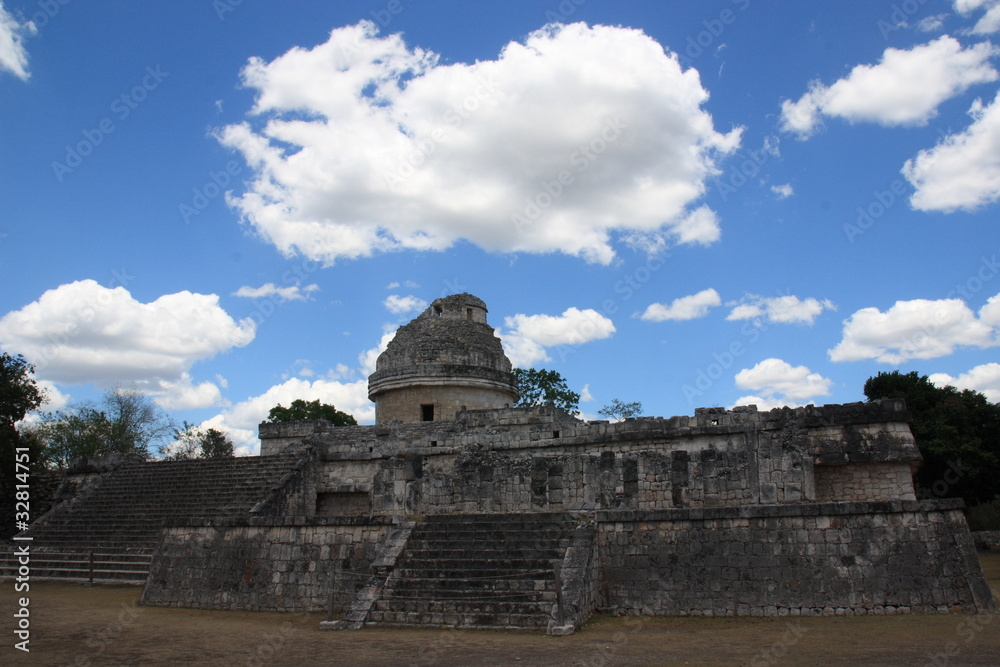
[814,462,917,502]
[373,384,515,424]
[596,499,995,617]
[141,517,394,613]
[344,402,921,515]
[259,421,331,457]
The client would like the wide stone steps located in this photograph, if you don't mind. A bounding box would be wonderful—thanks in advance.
[6,450,307,583]
[362,512,576,631]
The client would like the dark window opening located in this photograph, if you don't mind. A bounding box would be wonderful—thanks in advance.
[421,404,434,421]
[430,441,438,447]
[466,308,474,320]
[434,305,443,316]
[552,430,560,439]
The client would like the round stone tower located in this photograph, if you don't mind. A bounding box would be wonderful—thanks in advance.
[368,293,519,423]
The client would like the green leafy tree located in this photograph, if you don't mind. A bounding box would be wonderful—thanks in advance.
[162,422,235,460]
[864,370,1000,506]
[513,368,580,413]
[266,398,357,426]
[598,399,643,421]
[1,354,47,534]
[35,386,175,467]
[1,353,46,432]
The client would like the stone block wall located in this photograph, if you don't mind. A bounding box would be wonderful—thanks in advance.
[374,447,764,515]
[814,462,917,502]
[373,383,515,425]
[141,517,394,613]
[596,499,994,617]
[259,421,332,456]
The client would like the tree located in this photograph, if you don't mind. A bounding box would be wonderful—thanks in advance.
[1,353,45,431]
[864,370,1000,507]
[513,368,580,413]
[266,398,357,426]
[1,354,47,531]
[598,399,643,421]
[35,386,175,467]
[162,422,235,460]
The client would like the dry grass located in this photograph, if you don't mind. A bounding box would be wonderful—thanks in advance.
[2,552,998,666]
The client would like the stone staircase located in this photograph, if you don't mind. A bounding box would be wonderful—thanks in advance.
[365,513,577,630]
[0,450,307,584]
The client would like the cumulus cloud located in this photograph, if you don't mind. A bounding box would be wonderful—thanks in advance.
[956,0,1000,34]
[500,307,615,367]
[828,296,999,364]
[0,3,35,81]
[726,294,834,325]
[930,362,1000,401]
[780,36,999,138]
[640,288,721,322]
[233,282,319,302]
[218,21,741,265]
[903,91,1000,211]
[733,358,832,409]
[35,380,70,412]
[384,294,428,315]
[0,280,255,408]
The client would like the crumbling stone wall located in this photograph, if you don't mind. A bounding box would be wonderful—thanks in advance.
[596,499,994,617]
[814,462,917,502]
[336,402,921,516]
[141,517,394,613]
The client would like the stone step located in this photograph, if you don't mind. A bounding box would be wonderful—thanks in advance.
[387,576,551,592]
[397,556,557,568]
[380,588,556,602]
[401,547,567,559]
[372,598,553,614]
[365,610,550,629]
[419,513,574,522]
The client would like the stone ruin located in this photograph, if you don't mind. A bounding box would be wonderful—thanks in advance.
[4,293,995,633]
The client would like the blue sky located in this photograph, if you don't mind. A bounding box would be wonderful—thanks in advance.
[2,0,999,454]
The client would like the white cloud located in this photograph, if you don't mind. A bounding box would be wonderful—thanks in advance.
[233,282,319,302]
[780,36,999,138]
[734,358,833,407]
[384,294,428,315]
[903,91,1000,211]
[0,280,255,407]
[580,383,594,402]
[640,288,721,322]
[359,328,397,376]
[955,0,1000,34]
[35,380,70,412]
[154,374,226,410]
[828,296,999,363]
[930,362,1000,401]
[500,307,615,367]
[0,3,35,81]
[218,21,741,266]
[731,394,792,411]
[386,280,420,289]
[771,183,793,199]
[918,14,948,32]
[726,294,834,325]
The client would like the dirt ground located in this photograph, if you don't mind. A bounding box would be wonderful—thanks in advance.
[2,552,998,667]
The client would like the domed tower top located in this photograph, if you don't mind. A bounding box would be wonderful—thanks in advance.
[368,293,518,423]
